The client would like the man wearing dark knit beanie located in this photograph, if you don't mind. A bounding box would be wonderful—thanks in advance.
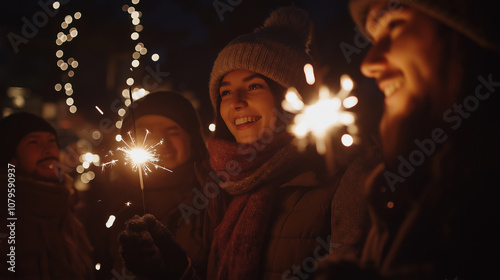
[107,91,208,277]
[0,112,94,279]
[0,112,60,182]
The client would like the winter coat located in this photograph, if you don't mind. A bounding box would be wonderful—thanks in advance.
[0,174,93,280]
[182,143,372,280]
[360,144,500,279]
[207,170,337,280]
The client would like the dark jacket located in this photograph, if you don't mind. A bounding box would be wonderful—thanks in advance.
[0,174,93,280]
[186,145,372,280]
[360,141,500,279]
[109,161,205,277]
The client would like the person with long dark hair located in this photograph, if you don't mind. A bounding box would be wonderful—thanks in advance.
[317,1,500,279]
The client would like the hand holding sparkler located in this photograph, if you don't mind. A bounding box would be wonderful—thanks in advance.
[119,214,189,279]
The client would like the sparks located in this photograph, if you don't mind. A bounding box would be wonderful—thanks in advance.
[117,130,172,175]
[101,159,118,172]
[101,130,171,174]
[125,201,132,207]
[95,106,104,115]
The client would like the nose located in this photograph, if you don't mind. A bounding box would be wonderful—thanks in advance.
[42,141,59,158]
[229,91,248,110]
[360,38,389,79]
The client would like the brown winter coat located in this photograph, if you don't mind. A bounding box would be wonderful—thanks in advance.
[182,154,372,280]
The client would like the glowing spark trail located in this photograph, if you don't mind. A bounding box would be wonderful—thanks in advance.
[102,130,172,176]
[117,130,172,175]
[101,130,172,213]
[101,159,118,172]
[95,106,104,115]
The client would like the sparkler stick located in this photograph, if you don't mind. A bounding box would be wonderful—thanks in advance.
[125,68,147,214]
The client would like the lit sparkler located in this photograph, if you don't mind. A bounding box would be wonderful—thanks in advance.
[117,130,172,175]
[102,129,172,213]
[283,64,359,171]
[102,130,172,176]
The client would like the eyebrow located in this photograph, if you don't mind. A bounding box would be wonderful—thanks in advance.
[365,4,408,32]
[220,74,264,87]
[22,133,55,141]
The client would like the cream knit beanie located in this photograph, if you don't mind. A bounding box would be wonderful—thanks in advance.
[349,0,500,53]
[209,6,314,110]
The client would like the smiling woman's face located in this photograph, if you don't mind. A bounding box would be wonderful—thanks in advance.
[219,69,277,144]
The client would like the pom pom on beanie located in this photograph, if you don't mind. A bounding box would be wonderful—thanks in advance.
[209,6,314,111]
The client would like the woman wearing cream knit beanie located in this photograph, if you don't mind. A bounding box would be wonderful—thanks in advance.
[209,6,314,110]
[201,6,369,280]
[118,7,371,280]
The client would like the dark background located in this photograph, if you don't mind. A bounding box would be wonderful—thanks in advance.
[1,0,383,277]
[1,0,382,143]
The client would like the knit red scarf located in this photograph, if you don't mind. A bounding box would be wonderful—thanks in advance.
[208,132,298,280]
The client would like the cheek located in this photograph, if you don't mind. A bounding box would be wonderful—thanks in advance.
[173,136,191,156]
[16,146,35,163]
[219,102,233,129]
[262,103,277,126]
[219,102,229,120]
[14,151,37,172]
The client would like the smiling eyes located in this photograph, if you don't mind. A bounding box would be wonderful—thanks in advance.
[220,83,265,97]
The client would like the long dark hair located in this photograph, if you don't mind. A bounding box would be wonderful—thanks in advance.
[424,31,500,277]
[434,27,500,183]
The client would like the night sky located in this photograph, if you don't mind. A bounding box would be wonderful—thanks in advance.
[1,0,382,157]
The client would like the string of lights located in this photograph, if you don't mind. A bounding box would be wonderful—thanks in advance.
[114,0,163,143]
[53,1,81,114]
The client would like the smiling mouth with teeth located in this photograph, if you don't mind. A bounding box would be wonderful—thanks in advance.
[234,116,261,126]
[383,81,402,97]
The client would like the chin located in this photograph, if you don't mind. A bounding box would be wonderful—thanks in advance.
[238,137,258,144]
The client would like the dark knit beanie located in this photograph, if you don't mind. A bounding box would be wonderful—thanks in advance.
[0,112,58,165]
[349,0,500,53]
[209,6,314,111]
[121,91,207,161]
